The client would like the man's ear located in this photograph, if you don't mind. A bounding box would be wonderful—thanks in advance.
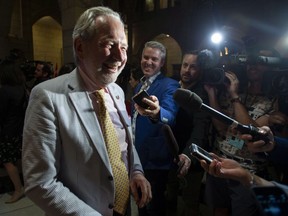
[74,38,84,61]
[160,59,165,67]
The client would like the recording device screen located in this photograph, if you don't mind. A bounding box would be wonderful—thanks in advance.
[252,186,288,216]
[132,90,150,109]
[189,143,213,164]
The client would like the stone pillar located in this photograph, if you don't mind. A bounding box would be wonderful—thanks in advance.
[58,0,103,64]
[0,0,14,58]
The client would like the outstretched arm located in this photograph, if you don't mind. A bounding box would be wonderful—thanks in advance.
[200,153,273,187]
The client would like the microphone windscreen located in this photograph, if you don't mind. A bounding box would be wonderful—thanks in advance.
[173,89,203,111]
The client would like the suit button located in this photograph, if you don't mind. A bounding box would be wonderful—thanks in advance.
[108,203,114,209]
[108,175,113,181]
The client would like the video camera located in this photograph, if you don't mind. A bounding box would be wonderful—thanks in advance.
[197,48,288,117]
[197,48,288,87]
[220,54,284,67]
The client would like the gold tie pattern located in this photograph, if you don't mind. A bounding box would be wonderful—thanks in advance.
[95,89,130,215]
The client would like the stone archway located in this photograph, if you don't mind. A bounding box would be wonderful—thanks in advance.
[32,16,63,75]
[153,33,182,77]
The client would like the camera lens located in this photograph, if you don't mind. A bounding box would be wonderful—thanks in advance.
[203,68,226,86]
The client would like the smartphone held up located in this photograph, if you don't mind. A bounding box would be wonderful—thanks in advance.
[189,143,213,164]
[132,90,150,109]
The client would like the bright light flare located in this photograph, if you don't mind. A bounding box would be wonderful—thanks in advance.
[211,32,223,44]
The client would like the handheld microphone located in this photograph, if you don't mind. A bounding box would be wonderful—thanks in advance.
[173,89,269,142]
[162,124,184,172]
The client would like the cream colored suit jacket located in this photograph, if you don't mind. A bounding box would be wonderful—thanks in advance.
[22,69,143,216]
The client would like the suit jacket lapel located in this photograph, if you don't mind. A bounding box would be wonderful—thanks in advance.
[146,73,163,94]
[69,88,111,172]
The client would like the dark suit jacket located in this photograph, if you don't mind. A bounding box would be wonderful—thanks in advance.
[173,81,211,171]
[173,82,211,159]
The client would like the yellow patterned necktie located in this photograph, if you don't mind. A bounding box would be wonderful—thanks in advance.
[95,89,130,215]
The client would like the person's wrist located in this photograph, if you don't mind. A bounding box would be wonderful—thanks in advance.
[249,173,255,187]
[231,96,241,104]
[149,111,160,121]
[149,116,159,122]
[242,170,255,187]
[131,170,144,179]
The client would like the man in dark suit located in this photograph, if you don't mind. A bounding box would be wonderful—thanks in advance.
[166,50,211,215]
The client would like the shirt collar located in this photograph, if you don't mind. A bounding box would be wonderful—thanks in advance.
[141,71,161,86]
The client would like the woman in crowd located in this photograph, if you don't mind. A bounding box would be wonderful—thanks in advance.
[0,59,27,203]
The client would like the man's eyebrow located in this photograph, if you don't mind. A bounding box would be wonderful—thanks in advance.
[101,36,128,45]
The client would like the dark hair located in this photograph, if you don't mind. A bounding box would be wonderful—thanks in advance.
[144,41,167,62]
[182,50,199,58]
[130,67,143,81]
[58,62,76,76]
[0,59,26,86]
[37,61,52,77]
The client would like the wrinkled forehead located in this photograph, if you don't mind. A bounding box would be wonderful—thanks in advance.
[95,15,127,41]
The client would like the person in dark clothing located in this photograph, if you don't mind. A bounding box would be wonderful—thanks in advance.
[32,61,52,88]
[0,59,27,203]
[57,62,76,76]
[166,50,211,216]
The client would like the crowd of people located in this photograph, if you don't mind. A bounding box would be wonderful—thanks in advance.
[0,48,75,204]
[0,5,288,216]
[0,59,26,203]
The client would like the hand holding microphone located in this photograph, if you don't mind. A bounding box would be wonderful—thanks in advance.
[173,89,270,143]
[240,126,275,153]
[162,124,191,177]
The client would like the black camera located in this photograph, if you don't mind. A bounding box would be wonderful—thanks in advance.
[197,49,223,85]
[197,48,287,90]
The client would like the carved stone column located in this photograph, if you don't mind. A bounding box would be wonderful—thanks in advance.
[0,1,14,58]
[57,0,103,63]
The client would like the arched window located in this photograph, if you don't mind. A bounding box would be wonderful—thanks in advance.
[145,0,154,11]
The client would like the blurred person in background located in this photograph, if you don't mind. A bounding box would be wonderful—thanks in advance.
[26,61,52,91]
[126,67,143,116]
[0,59,27,203]
[166,50,211,216]
[58,62,76,76]
[129,67,143,90]
[200,125,288,193]
[33,61,52,87]
[204,46,280,216]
